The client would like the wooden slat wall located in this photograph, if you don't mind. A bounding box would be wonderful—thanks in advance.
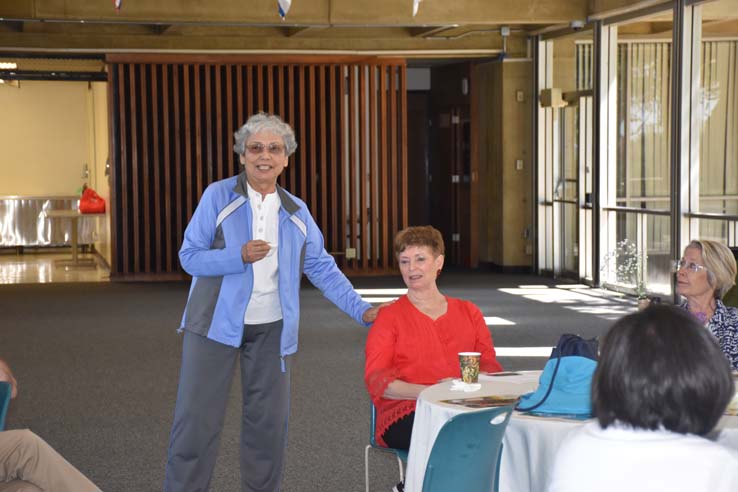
[107,56,407,279]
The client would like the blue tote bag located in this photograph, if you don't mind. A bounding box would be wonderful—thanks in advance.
[516,334,599,416]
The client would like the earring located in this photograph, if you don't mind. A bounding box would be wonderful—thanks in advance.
[436,269,442,277]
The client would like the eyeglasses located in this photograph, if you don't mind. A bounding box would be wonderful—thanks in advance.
[673,259,708,273]
[245,142,285,155]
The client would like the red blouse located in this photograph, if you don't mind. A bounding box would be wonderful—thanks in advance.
[364,295,503,447]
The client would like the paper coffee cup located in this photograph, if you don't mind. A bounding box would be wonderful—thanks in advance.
[458,352,481,384]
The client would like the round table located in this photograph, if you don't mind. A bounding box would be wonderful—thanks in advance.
[404,371,738,492]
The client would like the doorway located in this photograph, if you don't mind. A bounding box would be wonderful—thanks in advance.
[554,94,594,280]
[0,59,112,284]
[427,63,474,268]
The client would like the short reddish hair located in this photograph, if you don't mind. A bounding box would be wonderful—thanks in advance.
[394,226,445,257]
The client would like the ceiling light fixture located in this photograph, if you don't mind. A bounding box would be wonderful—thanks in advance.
[0,62,18,69]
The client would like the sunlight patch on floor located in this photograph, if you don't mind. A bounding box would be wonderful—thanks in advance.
[361,296,401,303]
[499,285,634,321]
[495,347,552,357]
[357,288,406,304]
[355,288,407,295]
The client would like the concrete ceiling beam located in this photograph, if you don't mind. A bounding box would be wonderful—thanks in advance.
[1,0,586,25]
[0,21,23,33]
[406,26,458,38]
[150,24,173,35]
[283,26,312,37]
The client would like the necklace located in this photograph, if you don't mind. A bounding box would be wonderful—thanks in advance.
[688,301,714,325]
[692,310,709,324]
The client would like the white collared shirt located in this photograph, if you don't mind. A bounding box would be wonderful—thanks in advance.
[548,421,738,492]
[244,181,282,324]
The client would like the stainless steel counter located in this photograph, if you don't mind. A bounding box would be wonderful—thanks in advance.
[0,196,101,247]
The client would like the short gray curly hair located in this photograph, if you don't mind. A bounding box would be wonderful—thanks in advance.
[233,112,298,157]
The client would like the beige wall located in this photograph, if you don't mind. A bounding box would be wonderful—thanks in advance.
[588,0,659,16]
[0,80,90,196]
[91,82,111,266]
[476,60,533,267]
[552,38,577,91]
[500,61,533,266]
[0,79,111,265]
[475,62,503,264]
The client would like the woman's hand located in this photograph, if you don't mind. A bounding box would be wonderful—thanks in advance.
[241,240,272,263]
[383,380,428,400]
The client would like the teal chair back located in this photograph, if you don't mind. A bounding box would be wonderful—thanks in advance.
[421,405,514,492]
[365,402,408,492]
[368,403,409,460]
[0,381,11,431]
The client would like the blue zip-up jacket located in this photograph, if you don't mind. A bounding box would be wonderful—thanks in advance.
[178,172,371,357]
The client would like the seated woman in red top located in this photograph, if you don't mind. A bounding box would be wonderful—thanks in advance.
[364,225,503,451]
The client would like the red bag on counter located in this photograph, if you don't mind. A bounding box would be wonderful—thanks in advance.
[79,187,106,214]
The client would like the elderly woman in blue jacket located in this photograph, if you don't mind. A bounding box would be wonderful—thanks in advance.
[164,112,381,492]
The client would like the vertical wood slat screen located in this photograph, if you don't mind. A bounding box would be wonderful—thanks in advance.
[107,56,407,279]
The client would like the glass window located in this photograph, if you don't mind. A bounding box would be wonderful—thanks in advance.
[537,30,595,280]
[616,39,672,211]
[600,10,675,296]
[696,0,738,246]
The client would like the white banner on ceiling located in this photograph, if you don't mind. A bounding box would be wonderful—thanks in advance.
[278,0,292,18]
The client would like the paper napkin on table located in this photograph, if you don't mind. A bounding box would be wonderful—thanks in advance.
[450,380,481,392]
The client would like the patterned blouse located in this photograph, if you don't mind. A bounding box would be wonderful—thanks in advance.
[680,298,738,371]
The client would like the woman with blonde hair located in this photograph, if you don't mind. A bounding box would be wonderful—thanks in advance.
[676,239,738,369]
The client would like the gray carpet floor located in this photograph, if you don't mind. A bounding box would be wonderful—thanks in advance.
[0,272,630,491]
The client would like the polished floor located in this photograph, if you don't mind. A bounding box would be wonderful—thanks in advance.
[0,248,109,284]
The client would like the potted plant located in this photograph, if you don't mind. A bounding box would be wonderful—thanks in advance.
[601,239,649,309]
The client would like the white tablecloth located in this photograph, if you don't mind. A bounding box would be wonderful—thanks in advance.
[404,371,738,492]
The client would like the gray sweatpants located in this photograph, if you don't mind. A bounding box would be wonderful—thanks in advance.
[164,320,290,492]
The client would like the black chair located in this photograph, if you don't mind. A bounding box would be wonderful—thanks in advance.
[723,247,738,307]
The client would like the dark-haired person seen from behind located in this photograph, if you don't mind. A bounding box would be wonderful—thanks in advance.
[548,305,738,492]
[164,113,382,492]
[676,239,738,370]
